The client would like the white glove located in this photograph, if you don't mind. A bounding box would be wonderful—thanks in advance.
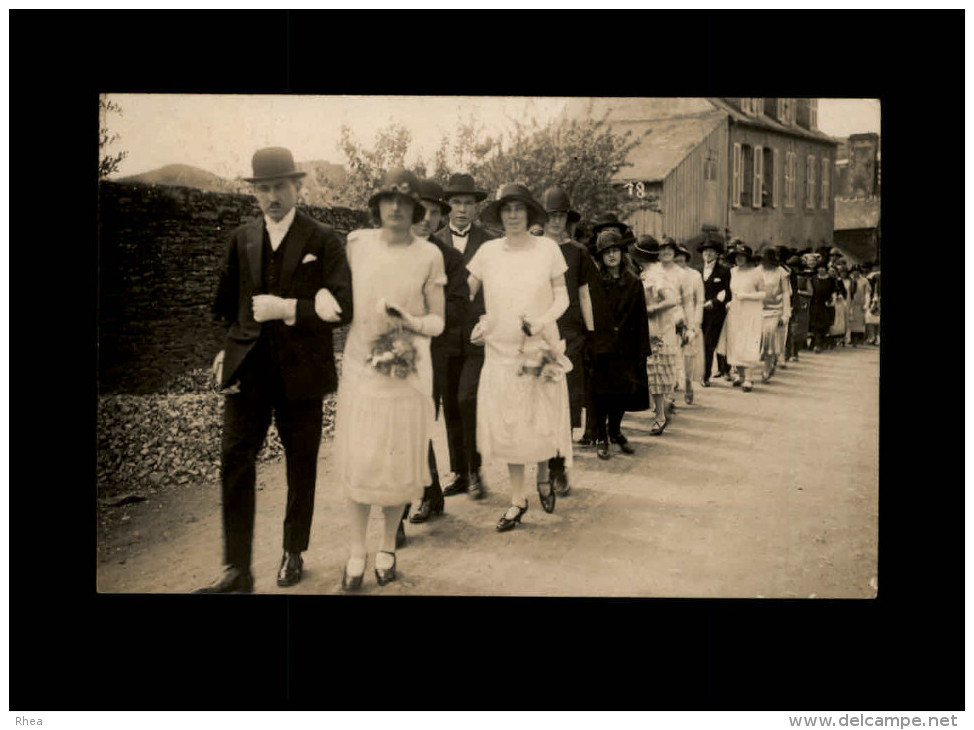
[252,294,292,323]
[212,350,225,386]
[716,290,727,303]
[314,288,343,323]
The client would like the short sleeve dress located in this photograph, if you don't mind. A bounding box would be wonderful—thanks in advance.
[333,228,447,506]
[467,236,574,468]
[720,265,765,369]
[641,263,682,395]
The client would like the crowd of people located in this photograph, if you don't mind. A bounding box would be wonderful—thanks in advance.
[195,146,881,594]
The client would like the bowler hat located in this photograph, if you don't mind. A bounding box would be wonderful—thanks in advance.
[417,179,451,215]
[595,228,625,255]
[368,168,426,224]
[481,183,548,228]
[631,234,660,261]
[243,147,307,183]
[697,237,725,254]
[540,187,581,224]
[443,173,488,202]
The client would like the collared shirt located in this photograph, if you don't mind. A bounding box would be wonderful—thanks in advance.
[449,224,471,254]
[264,207,297,251]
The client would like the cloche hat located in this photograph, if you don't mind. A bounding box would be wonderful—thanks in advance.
[367,168,426,224]
[540,187,581,224]
[480,183,548,228]
[417,179,451,215]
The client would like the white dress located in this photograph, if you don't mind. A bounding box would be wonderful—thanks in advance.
[333,229,446,506]
[467,236,573,468]
[719,265,765,369]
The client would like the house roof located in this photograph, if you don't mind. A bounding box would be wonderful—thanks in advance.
[707,98,839,145]
[834,198,881,231]
[609,111,727,183]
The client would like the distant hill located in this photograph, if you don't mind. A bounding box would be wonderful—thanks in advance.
[117,160,350,207]
[118,164,241,194]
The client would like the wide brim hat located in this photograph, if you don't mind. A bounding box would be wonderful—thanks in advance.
[631,234,660,260]
[243,147,308,183]
[659,237,680,254]
[367,168,426,224]
[759,247,778,263]
[540,187,581,224]
[676,244,692,260]
[687,228,726,254]
[591,213,629,236]
[443,173,488,202]
[732,244,755,260]
[480,184,548,228]
[417,179,451,215]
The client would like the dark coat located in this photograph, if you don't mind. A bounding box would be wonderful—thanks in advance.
[808,276,837,333]
[435,222,496,356]
[427,232,470,359]
[556,240,601,340]
[701,262,733,327]
[590,269,651,411]
[212,210,353,399]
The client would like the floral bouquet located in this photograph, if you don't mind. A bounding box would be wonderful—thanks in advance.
[516,316,573,383]
[366,325,418,379]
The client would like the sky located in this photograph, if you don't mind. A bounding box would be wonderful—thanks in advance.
[101,95,881,180]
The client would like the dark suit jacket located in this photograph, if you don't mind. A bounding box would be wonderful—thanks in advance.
[701,262,733,325]
[212,209,353,400]
[428,232,470,359]
[434,222,496,355]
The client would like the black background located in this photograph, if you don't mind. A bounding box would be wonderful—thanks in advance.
[8,9,962,711]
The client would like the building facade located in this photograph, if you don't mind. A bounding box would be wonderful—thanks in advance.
[572,98,839,263]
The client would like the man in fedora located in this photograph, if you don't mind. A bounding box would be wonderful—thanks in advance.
[434,173,494,500]
[196,147,353,593]
[406,180,469,525]
[541,187,599,494]
[699,234,732,387]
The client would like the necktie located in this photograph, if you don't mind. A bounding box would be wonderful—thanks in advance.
[450,228,469,238]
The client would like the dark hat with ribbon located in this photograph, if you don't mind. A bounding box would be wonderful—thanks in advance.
[595,228,626,255]
[732,243,755,261]
[417,179,451,215]
[676,244,692,260]
[480,183,548,228]
[659,236,680,253]
[540,187,581,223]
[631,234,660,261]
[443,173,488,202]
[243,147,307,183]
[367,168,426,224]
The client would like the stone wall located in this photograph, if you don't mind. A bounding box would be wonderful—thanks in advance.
[98,181,370,394]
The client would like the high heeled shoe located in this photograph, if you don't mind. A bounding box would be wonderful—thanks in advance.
[374,551,397,586]
[537,478,556,514]
[341,556,366,591]
[496,502,528,532]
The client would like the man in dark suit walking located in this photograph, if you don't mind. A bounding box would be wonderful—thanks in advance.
[196,147,353,593]
[434,173,494,500]
[699,237,732,387]
[406,179,469,525]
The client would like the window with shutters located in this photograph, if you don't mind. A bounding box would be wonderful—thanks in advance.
[752,145,763,208]
[784,151,795,208]
[741,144,753,208]
[732,142,742,207]
[765,147,776,208]
[821,157,830,209]
[806,154,816,209]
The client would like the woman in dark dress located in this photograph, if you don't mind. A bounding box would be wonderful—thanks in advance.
[808,262,837,353]
[589,229,651,460]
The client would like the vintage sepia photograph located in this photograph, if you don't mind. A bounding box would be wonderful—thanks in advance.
[96,93,881,598]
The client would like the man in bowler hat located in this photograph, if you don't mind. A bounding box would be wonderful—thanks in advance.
[699,235,732,387]
[196,147,353,593]
[434,173,494,500]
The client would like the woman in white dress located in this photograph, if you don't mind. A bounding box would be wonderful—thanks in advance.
[719,244,765,392]
[674,243,704,404]
[757,247,791,383]
[332,169,446,589]
[466,184,572,532]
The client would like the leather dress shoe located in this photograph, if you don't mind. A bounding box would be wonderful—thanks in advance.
[577,434,595,447]
[277,552,303,587]
[442,474,469,497]
[611,434,635,455]
[194,565,254,594]
[468,470,486,500]
[597,439,611,460]
[375,551,397,586]
[410,482,445,523]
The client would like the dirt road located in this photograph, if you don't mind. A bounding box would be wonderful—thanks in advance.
[96,346,879,598]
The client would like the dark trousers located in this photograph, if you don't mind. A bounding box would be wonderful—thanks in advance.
[220,354,322,571]
[702,309,728,381]
[457,351,484,475]
[591,393,625,441]
[564,333,587,429]
[433,351,467,476]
